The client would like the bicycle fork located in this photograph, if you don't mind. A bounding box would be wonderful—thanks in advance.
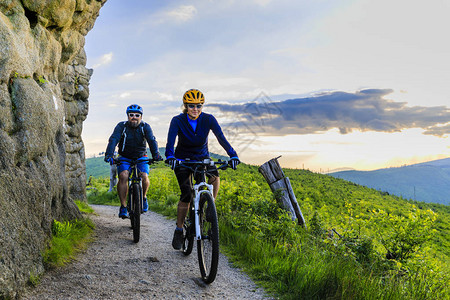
[193,182,214,241]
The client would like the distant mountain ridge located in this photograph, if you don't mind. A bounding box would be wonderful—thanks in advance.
[413,157,450,168]
[329,158,450,205]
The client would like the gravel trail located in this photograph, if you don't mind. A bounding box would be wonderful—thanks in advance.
[22,205,271,299]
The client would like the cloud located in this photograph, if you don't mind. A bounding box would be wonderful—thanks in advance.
[208,89,450,137]
[93,52,113,68]
[423,123,450,137]
[156,92,174,101]
[165,5,197,22]
[120,72,136,79]
[140,4,198,30]
[119,92,131,98]
[252,0,273,6]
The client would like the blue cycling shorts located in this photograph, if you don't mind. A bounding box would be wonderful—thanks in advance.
[117,156,150,175]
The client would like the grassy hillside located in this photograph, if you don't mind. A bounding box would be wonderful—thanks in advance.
[87,163,450,299]
[330,158,450,205]
[85,156,109,178]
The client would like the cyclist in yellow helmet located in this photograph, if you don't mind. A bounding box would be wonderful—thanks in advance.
[165,89,240,250]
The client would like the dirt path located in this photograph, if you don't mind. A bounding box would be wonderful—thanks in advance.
[22,205,271,299]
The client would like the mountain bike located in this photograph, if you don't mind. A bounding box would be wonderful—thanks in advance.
[114,158,154,243]
[176,158,233,284]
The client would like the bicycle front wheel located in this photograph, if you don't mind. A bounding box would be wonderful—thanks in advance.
[197,193,219,283]
[130,183,142,243]
[182,207,195,256]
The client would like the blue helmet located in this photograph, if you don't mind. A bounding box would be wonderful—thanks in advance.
[126,104,143,115]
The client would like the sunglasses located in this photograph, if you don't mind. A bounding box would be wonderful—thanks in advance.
[187,104,203,109]
[128,113,141,118]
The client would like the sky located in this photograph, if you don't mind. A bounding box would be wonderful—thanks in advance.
[83,0,450,171]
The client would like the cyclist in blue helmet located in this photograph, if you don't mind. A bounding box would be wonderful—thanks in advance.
[105,104,162,218]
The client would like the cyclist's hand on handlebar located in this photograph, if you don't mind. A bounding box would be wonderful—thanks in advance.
[229,157,240,170]
[165,158,177,170]
[104,155,114,165]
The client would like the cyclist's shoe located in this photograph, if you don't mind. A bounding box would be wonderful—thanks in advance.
[172,228,184,250]
[118,206,128,219]
[206,205,215,222]
[142,197,148,213]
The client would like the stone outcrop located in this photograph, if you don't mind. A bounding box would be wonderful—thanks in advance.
[0,0,106,297]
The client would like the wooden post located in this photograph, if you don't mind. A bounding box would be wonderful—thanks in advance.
[259,156,306,228]
[269,178,297,220]
[284,177,306,227]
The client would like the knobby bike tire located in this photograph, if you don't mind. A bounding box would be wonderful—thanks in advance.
[128,190,135,230]
[131,183,142,243]
[197,193,219,284]
[182,207,195,256]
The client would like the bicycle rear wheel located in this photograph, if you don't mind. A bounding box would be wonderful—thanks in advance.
[130,183,142,243]
[182,207,195,256]
[197,193,219,283]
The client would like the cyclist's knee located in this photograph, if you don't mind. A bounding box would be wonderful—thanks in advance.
[208,175,219,184]
[178,201,189,208]
[118,170,129,181]
[180,192,191,203]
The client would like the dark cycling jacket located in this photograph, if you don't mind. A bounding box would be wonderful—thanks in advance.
[165,112,237,161]
[105,121,160,160]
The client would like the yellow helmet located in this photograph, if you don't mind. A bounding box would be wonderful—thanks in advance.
[183,89,205,104]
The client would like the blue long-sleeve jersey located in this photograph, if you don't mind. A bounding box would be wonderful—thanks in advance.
[105,121,160,160]
[165,113,237,161]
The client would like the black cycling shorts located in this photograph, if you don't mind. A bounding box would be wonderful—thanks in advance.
[174,164,219,203]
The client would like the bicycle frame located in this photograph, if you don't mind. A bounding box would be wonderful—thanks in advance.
[128,163,142,192]
[193,182,214,240]
[177,159,228,239]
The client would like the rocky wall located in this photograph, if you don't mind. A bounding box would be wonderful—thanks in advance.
[0,0,106,297]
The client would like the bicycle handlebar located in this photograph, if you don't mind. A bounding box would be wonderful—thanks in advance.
[112,158,156,166]
[167,158,231,171]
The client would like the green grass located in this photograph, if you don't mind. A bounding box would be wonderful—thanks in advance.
[75,200,96,214]
[42,202,96,269]
[27,272,40,288]
[219,221,423,300]
[86,177,121,206]
[87,163,450,299]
